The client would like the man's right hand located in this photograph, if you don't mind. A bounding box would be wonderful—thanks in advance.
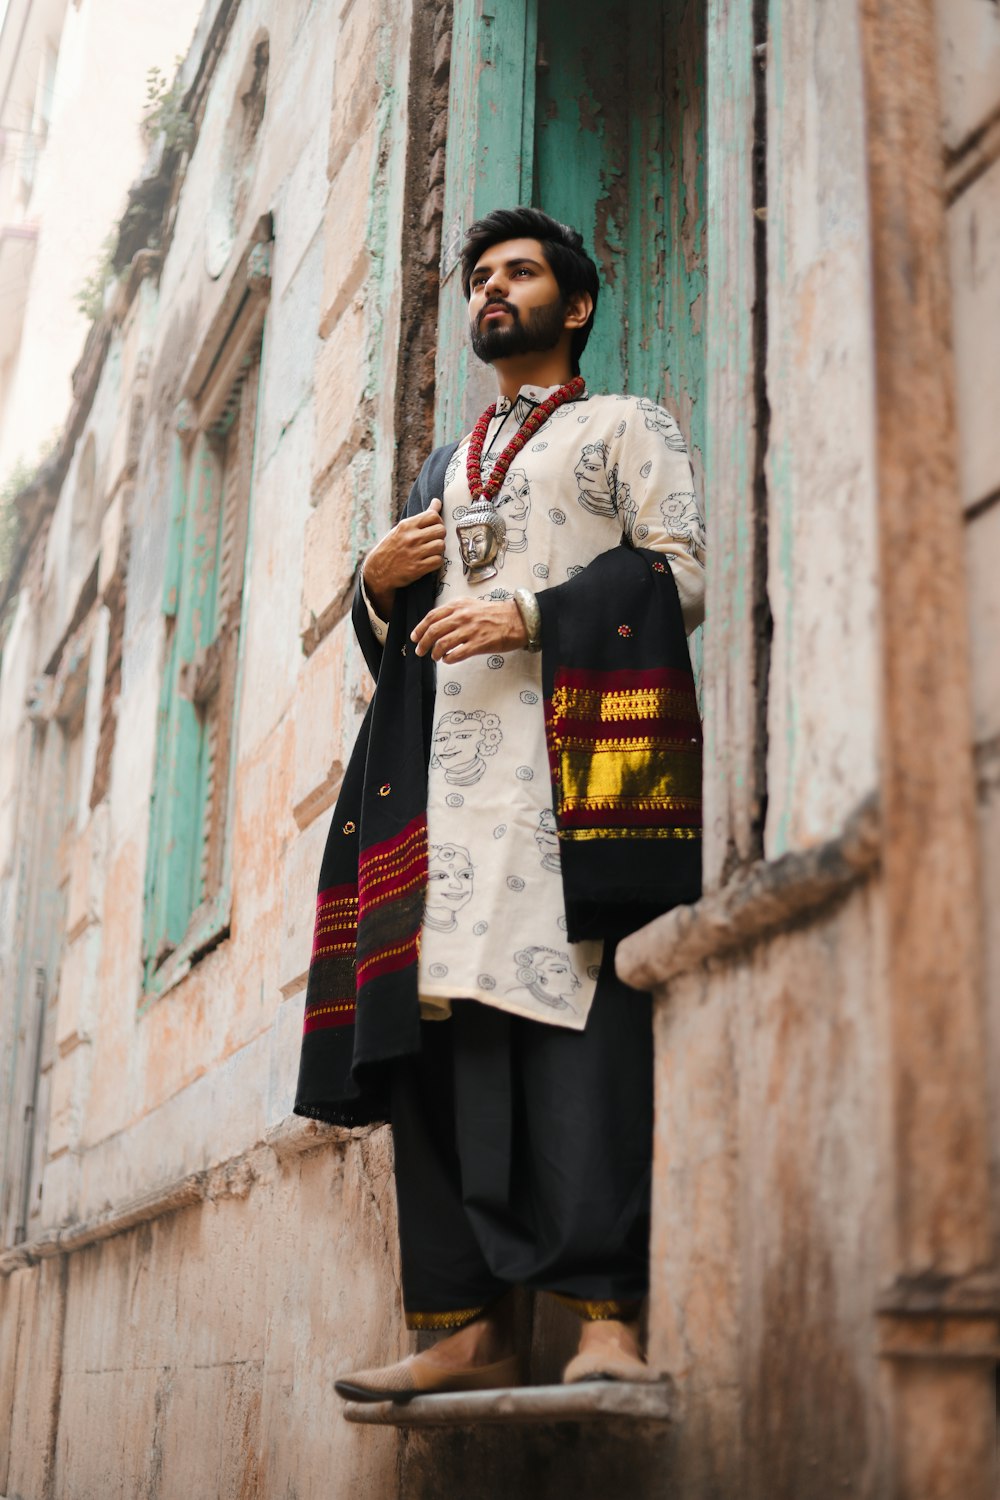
[363,497,446,621]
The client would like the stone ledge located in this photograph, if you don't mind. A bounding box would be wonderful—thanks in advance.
[343,1381,675,1427]
[0,1115,378,1276]
[617,791,881,992]
[878,1269,1000,1319]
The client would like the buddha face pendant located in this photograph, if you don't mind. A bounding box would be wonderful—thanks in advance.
[456,504,506,585]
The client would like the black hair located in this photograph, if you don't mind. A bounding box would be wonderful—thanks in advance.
[460,206,600,374]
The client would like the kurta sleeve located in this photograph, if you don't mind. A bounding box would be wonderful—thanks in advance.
[359,574,389,645]
[606,398,706,633]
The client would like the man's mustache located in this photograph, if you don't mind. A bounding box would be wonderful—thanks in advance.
[479,299,517,326]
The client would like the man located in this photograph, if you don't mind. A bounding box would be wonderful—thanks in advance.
[295,207,705,1398]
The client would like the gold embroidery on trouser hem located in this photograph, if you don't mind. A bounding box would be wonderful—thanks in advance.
[551,1293,643,1322]
[405,1306,486,1331]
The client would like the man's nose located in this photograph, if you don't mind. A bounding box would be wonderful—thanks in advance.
[483,269,506,298]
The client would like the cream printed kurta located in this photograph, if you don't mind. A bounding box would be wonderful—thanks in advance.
[364,384,705,1029]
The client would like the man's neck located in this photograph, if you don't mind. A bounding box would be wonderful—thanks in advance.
[492,350,576,402]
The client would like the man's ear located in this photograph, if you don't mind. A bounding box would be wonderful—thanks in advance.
[563,290,593,330]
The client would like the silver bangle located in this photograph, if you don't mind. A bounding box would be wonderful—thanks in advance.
[513,588,543,652]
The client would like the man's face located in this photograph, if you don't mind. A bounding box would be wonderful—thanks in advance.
[467,237,567,365]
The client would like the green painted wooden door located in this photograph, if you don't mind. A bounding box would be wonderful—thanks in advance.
[436,0,706,489]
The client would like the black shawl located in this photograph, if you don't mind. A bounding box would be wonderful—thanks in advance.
[294,444,702,1127]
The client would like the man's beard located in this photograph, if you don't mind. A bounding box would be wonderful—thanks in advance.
[470,294,567,365]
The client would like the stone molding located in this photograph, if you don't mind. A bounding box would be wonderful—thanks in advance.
[0,1114,378,1278]
[616,791,881,992]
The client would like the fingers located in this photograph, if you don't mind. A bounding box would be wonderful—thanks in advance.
[411,540,445,564]
[410,554,445,581]
[409,534,445,576]
[412,602,490,659]
[411,602,454,642]
[410,499,445,532]
[430,632,466,662]
[411,611,455,658]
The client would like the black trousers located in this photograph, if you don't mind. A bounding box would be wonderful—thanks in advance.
[389,946,654,1329]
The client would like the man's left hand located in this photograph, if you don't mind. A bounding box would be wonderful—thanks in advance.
[411,600,528,662]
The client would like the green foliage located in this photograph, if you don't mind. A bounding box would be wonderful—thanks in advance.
[0,457,35,586]
[74,230,118,322]
[0,431,61,589]
[141,59,193,152]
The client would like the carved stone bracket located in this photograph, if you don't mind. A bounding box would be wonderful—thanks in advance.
[246,241,272,296]
[174,398,195,437]
[617,791,881,992]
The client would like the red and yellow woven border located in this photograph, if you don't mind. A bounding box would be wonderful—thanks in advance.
[357,815,428,988]
[544,667,702,840]
[303,880,358,1034]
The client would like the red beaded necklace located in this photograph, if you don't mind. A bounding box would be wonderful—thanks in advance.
[466,375,586,504]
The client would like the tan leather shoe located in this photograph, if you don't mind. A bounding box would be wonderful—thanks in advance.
[335,1350,520,1403]
[562,1347,657,1384]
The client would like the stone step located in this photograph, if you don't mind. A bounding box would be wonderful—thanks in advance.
[343,1380,675,1427]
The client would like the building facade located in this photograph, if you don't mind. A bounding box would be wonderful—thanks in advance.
[0,0,997,1495]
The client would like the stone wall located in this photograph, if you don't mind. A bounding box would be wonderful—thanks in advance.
[618,1,1000,1496]
[1,0,421,1492]
[2,0,998,1495]
[937,0,1000,1248]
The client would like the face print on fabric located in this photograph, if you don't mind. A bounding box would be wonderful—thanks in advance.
[424,843,475,932]
[445,447,463,488]
[496,467,531,553]
[511,946,581,1012]
[636,398,688,453]
[534,808,560,872]
[574,441,616,518]
[659,491,707,564]
[431,710,503,785]
[608,462,636,537]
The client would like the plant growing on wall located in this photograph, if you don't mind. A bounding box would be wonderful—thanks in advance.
[141,58,193,152]
[74,230,119,323]
[0,458,35,587]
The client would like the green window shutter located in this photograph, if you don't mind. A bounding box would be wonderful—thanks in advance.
[435,0,539,441]
[143,438,221,981]
[196,354,259,906]
[142,344,262,995]
[436,0,706,472]
[162,438,186,619]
